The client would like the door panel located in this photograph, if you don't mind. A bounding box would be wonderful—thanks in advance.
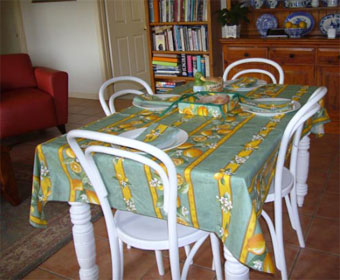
[106,0,150,90]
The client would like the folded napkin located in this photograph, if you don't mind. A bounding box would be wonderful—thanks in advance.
[133,95,179,107]
[227,77,258,89]
[136,123,179,150]
[240,99,295,113]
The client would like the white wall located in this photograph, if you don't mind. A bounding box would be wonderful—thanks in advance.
[20,0,104,99]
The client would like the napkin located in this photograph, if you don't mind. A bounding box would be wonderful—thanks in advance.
[240,99,295,113]
[133,94,179,107]
[227,77,258,89]
[136,123,179,150]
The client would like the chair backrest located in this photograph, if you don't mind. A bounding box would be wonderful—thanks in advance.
[273,86,327,233]
[222,58,284,84]
[66,129,180,279]
[99,76,154,115]
[0,53,37,91]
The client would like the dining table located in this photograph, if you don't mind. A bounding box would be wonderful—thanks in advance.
[29,82,329,280]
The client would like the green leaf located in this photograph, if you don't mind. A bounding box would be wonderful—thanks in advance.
[156,195,164,208]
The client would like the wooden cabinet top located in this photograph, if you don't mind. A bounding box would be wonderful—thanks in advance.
[220,37,340,47]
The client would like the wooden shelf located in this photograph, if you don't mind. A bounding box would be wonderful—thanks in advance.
[150,21,209,26]
[152,50,210,55]
[154,76,195,81]
[250,6,340,12]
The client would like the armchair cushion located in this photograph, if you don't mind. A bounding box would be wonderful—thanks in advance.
[0,54,37,91]
[0,88,57,138]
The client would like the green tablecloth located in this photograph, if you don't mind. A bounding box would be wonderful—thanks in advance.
[29,84,329,274]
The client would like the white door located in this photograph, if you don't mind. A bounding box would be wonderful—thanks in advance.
[0,0,26,54]
[105,0,150,90]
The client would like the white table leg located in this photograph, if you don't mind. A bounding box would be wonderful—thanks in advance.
[69,202,99,280]
[224,246,249,280]
[296,135,310,207]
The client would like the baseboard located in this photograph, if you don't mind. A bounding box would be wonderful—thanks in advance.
[69,92,98,100]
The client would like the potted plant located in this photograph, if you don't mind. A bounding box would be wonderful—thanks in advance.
[217,3,249,38]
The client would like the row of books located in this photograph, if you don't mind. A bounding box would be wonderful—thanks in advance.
[153,25,207,51]
[148,0,208,23]
[155,80,185,94]
[152,54,210,78]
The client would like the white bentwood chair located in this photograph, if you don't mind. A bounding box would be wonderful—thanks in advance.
[262,87,327,280]
[222,58,284,84]
[67,130,223,280]
[99,76,154,115]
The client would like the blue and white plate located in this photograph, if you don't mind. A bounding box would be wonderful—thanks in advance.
[256,14,278,37]
[284,12,315,36]
[251,0,265,8]
[319,14,340,36]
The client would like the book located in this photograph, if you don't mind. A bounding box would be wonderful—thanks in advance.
[187,55,193,77]
[153,0,159,22]
[192,55,197,75]
[201,56,206,77]
[153,53,178,58]
[155,34,166,51]
[149,0,154,22]
[180,54,187,76]
[204,54,209,77]
[152,60,178,67]
[153,56,178,63]
[196,55,202,73]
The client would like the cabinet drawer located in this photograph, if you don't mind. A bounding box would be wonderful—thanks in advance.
[224,46,267,61]
[317,48,340,65]
[269,48,315,65]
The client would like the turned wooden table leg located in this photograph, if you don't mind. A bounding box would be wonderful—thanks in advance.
[296,135,310,207]
[224,246,249,280]
[0,144,20,205]
[69,202,99,280]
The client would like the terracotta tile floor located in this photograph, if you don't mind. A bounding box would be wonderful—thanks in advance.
[21,98,339,279]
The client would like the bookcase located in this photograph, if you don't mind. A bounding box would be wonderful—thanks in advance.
[144,0,223,93]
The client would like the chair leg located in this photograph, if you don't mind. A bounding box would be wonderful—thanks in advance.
[155,250,165,276]
[57,124,67,134]
[210,233,223,280]
[0,144,20,206]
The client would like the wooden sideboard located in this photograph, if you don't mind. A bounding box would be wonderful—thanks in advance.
[220,37,340,134]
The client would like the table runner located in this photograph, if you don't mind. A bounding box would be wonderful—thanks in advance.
[29,84,329,273]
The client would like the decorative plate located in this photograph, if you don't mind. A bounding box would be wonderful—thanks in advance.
[265,0,279,8]
[319,14,340,36]
[256,14,278,37]
[251,0,265,9]
[284,12,315,36]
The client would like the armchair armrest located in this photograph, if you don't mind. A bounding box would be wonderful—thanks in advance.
[34,67,68,125]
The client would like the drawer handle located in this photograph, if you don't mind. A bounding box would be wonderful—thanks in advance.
[244,53,249,57]
[289,54,295,58]
[338,55,340,60]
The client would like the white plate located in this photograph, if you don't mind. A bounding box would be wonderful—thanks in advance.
[224,79,267,92]
[132,94,179,111]
[119,127,188,151]
[240,98,301,117]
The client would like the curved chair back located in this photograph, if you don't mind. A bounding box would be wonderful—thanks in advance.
[271,86,327,279]
[99,76,154,115]
[223,58,284,84]
[67,129,179,279]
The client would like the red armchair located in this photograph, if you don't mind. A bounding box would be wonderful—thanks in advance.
[0,53,68,205]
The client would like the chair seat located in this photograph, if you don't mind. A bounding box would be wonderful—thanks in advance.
[265,167,294,203]
[115,210,209,251]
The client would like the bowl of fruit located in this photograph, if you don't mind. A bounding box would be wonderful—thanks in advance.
[284,20,307,38]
